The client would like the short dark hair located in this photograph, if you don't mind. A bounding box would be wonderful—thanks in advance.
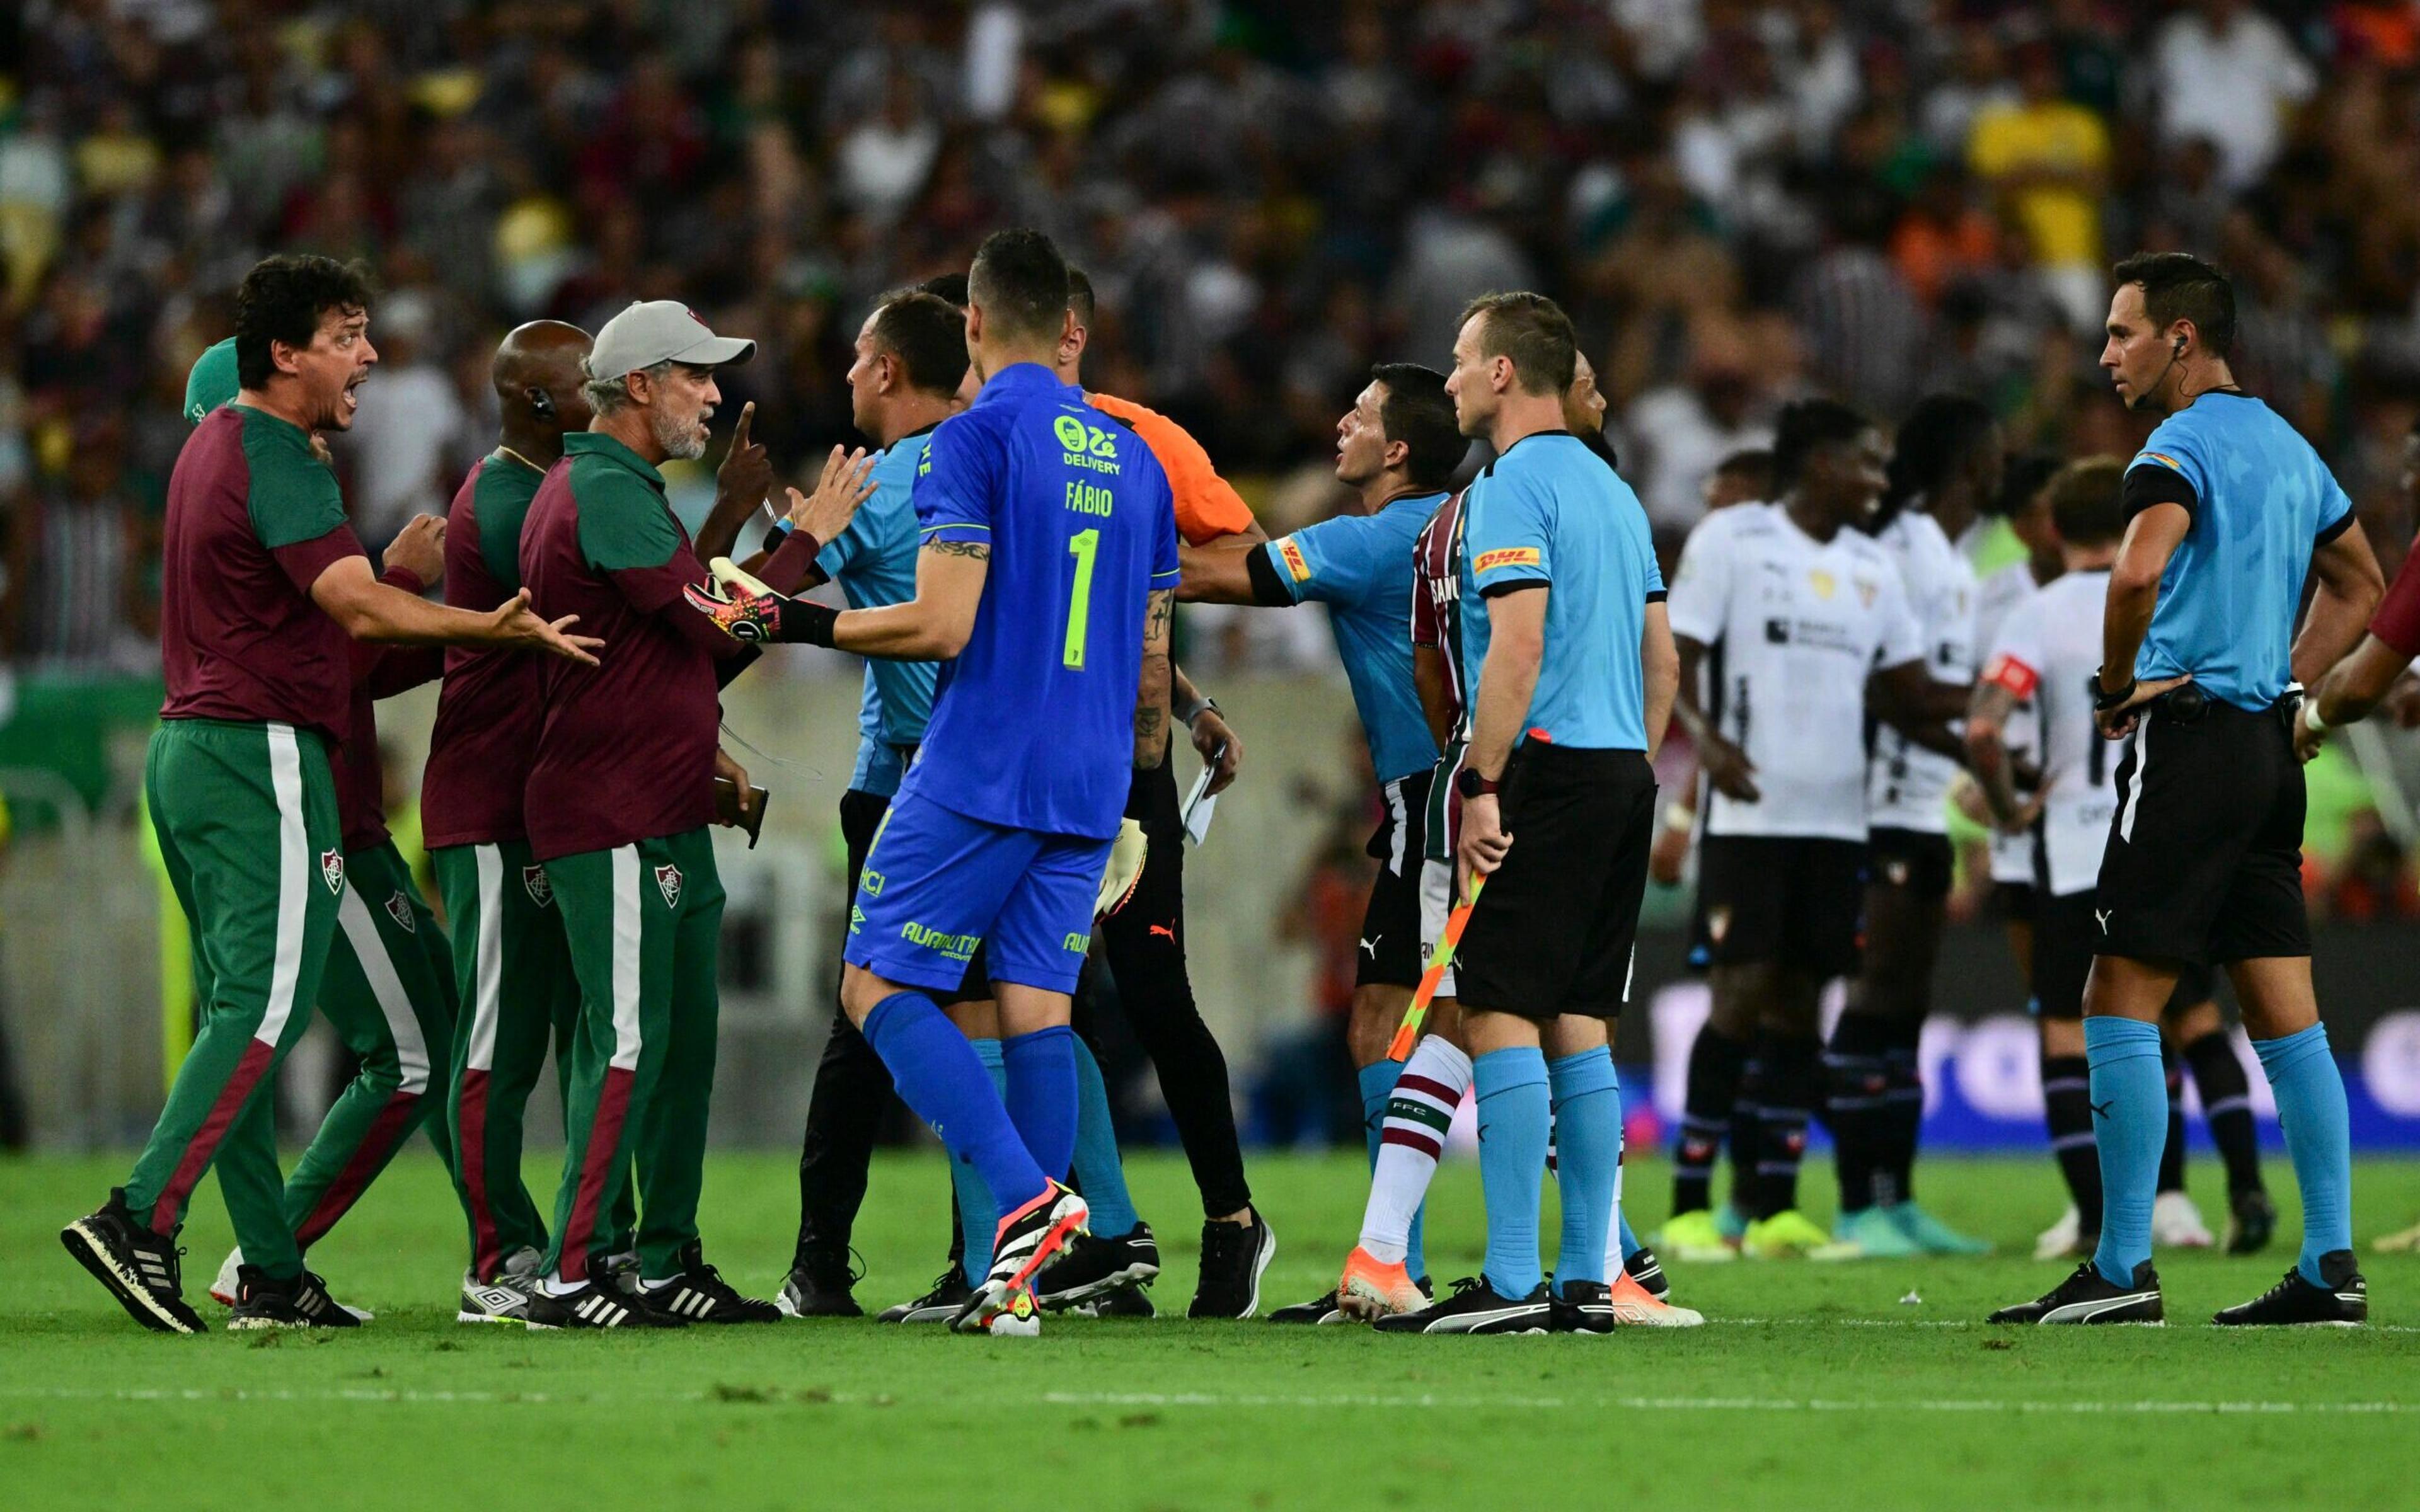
[1066,266,1096,326]
[2111,251,2236,359]
[1997,450,2061,519]
[1884,393,1997,514]
[1713,448,1775,497]
[1368,364,1465,491]
[235,254,376,390]
[967,229,1070,343]
[2047,455,2126,547]
[1458,291,1577,396]
[1771,398,1872,490]
[918,272,969,307]
[868,290,969,399]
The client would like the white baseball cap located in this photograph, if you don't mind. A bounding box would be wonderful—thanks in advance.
[587,300,756,379]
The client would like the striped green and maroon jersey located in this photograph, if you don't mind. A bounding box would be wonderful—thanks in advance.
[421,450,551,849]
[158,404,367,744]
[1410,488,1468,735]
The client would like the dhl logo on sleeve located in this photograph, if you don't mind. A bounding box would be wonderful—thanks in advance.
[1473,546,1542,574]
[1279,537,1313,583]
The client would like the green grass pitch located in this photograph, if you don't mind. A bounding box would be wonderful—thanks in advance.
[4,1148,2417,1510]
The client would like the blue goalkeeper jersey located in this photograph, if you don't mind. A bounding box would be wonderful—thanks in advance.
[901,362,1180,840]
[818,425,938,798]
[1261,491,1443,783]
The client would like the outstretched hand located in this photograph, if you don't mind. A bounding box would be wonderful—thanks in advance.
[491,588,603,665]
[786,446,879,547]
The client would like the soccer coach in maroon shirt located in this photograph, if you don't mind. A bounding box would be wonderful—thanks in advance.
[518,301,872,1327]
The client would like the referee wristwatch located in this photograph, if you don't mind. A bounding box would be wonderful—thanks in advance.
[2090,668,2136,713]
[1455,768,1502,799]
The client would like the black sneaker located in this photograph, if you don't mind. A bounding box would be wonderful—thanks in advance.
[60,1188,205,1335]
[1623,1245,1669,1300]
[524,1280,685,1329]
[1267,1290,1346,1324]
[226,1267,364,1330]
[2214,1252,2366,1326]
[1037,1222,1161,1311]
[1373,1276,1553,1334]
[1987,1261,2164,1325]
[2225,1189,2278,1256]
[776,1247,865,1318]
[1073,1284,1156,1319]
[954,1182,1088,1334]
[879,1270,974,1324]
[1189,1210,1276,1319]
[635,1245,781,1323]
[599,1249,642,1297]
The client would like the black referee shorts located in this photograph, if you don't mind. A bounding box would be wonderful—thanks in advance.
[1356,769,1430,990]
[2030,888,2215,1021]
[2095,691,2310,966]
[1695,833,1868,979]
[1455,745,1656,1021]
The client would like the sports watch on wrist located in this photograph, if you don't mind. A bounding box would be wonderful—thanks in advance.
[1455,768,1501,799]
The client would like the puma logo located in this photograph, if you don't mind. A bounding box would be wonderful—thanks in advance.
[1148,922,1175,941]
[1361,935,1381,957]
[2095,908,2112,932]
[2089,1099,2115,1120]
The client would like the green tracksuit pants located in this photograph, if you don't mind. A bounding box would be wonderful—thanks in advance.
[435,838,633,1282]
[280,839,458,1252]
[538,829,723,1286]
[125,719,342,1279]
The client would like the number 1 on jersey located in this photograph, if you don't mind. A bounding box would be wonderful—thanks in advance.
[1064,527,1100,669]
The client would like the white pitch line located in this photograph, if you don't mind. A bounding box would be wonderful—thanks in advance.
[1,1385,2412,1416]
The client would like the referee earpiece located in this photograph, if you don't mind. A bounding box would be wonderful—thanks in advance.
[2172,335,2186,358]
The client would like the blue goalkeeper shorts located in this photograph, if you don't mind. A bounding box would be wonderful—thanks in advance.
[843,789,1109,995]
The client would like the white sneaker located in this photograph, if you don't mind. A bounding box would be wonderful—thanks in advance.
[2034,1206,2084,1262]
[2152,1191,2215,1249]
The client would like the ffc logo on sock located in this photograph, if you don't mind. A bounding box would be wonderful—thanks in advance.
[654,863,683,908]
[385,891,417,932]
[321,849,346,895]
[523,866,553,907]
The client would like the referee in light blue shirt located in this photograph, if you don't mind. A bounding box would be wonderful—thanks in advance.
[1991,253,2383,1330]
[1375,292,1679,1336]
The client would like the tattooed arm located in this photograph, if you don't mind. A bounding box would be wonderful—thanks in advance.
[829,539,990,660]
[1135,587,1173,769]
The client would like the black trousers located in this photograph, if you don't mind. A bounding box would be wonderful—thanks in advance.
[1086,755,1252,1218]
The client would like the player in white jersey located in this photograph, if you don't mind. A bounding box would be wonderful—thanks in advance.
[1823,396,1996,1260]
[1657,399,1967,1261]
[1968,455,2065,957]
[1968,457,2274,1263]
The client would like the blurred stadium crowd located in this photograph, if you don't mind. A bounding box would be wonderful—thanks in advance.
[3,2,2419,821]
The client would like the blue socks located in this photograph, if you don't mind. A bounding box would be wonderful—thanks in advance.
[2085,1016,2165,1288]
[1473,1046,1551,1300]
[950,1040,1007,1284]
[1547,1050,1620,1293]
[1357,1058,1426,1279]
[1070,1036,1139,1235]
[2254,1023,2353,1286]
[862,993,1046,1218]
[1002,1025,1078,1190]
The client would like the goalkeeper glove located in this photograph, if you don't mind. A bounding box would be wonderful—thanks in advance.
[1095,817,1147,919]
[683,557,837,646]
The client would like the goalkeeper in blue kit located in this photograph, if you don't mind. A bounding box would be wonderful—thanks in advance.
[690,229,1180,1334]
